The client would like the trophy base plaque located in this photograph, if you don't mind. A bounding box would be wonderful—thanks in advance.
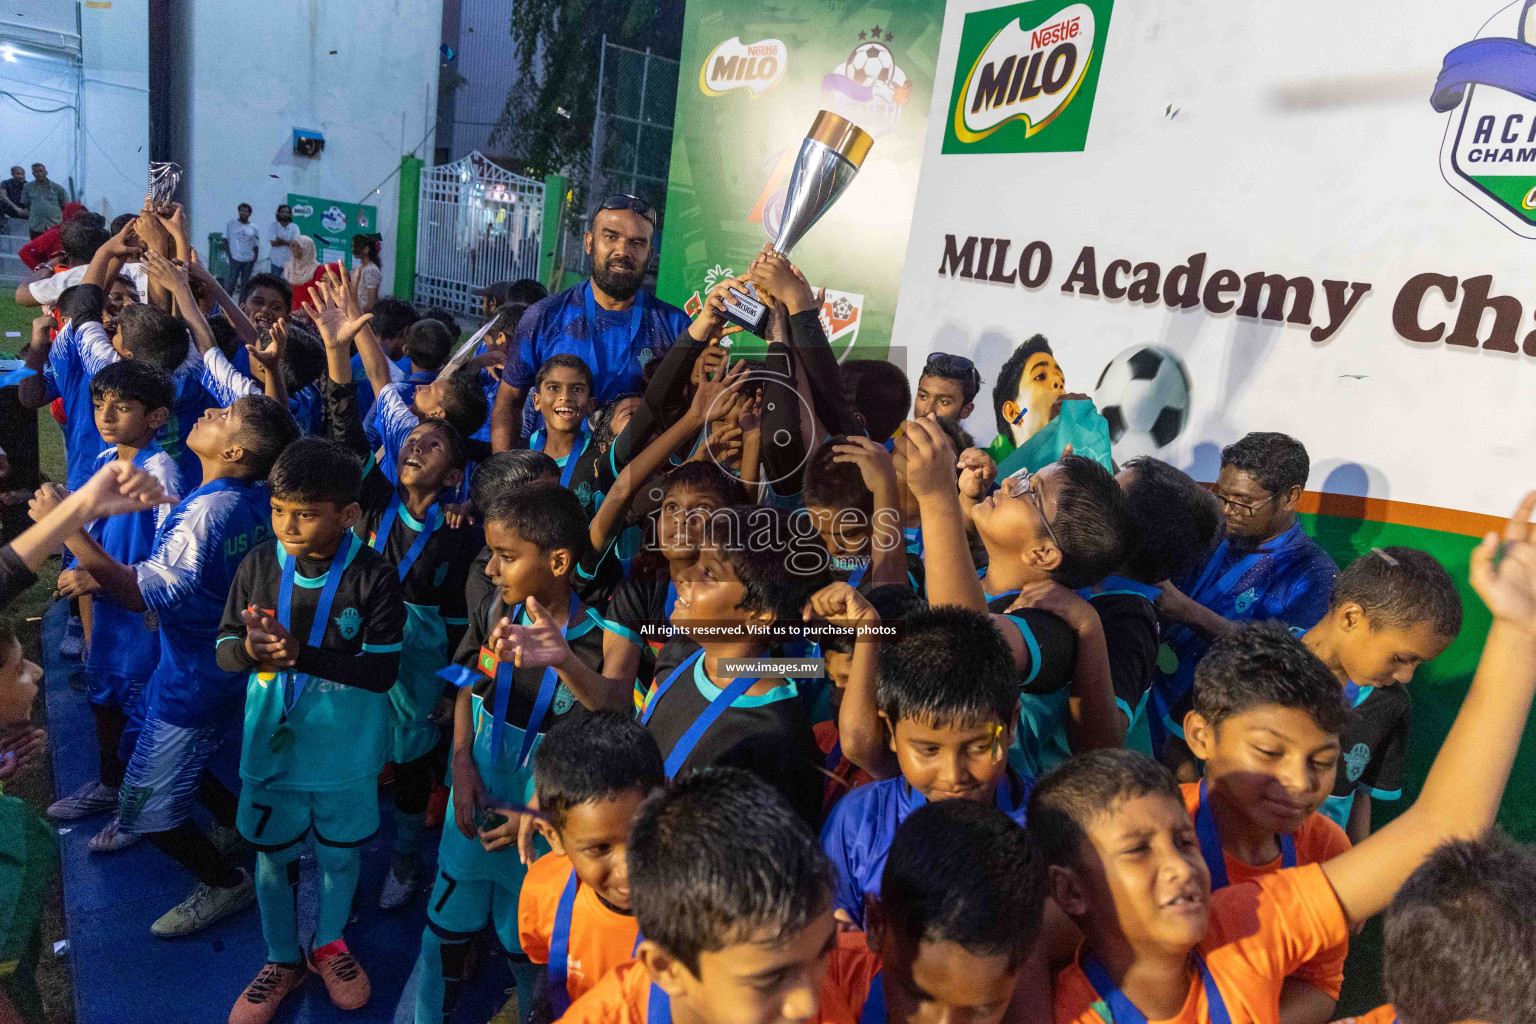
[722,284,769,336]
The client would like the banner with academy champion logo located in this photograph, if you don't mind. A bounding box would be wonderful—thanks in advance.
[893,0,1536,529]
[656,0,946,361]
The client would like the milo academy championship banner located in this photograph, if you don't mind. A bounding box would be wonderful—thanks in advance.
[655,0,946,360]
[893,0,1536,868]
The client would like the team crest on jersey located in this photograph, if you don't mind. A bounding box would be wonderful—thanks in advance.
[1232,588,1256,615]
[552,684,576,716]
[434,562,450,588]
[637,346,657,367]
[574,481,594,508]
[335,607,362,640]
[1344,742,1371,782]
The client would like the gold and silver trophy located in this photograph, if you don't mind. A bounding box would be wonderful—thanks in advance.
[723,110,873,335]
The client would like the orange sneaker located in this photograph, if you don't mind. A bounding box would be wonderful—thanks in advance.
[229,962,305,1024]
[424,783,449,830]
[309,939,370,1010]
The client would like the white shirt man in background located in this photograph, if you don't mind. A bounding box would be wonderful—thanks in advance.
[223,203,260,297]
[266,203,299,276]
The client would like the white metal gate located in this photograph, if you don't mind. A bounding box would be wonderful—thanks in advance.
[415,151,544,316]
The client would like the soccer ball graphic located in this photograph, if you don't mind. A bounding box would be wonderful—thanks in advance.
[1092,345,1191,460]
[847,43,895,87]
[830,296,853,320]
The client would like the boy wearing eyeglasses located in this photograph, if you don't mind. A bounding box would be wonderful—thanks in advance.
[1153,431,1338,771]
[901,417,1132,777]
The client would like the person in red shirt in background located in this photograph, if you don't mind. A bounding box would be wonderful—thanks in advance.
[17,202,86,269]
[282,235,324,311]
[518,712,664,1020]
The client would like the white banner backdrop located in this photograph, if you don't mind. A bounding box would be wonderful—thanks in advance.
[893,0,1536,524]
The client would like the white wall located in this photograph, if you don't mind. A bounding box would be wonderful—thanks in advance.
[0,0,148,223]
[178,0,443,294]
[80,0,149,219]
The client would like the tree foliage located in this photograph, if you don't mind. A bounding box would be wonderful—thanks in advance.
[492,0,685,179]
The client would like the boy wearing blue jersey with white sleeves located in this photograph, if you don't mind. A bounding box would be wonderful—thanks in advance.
[59,393,299,940]
[411,481,635,1024]
[44,361,182,855]
[217,438,405,1023]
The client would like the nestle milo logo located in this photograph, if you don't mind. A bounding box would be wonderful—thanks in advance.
[943,0,1113,155]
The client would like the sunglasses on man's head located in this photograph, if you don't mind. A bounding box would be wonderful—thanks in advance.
[924,352,980,384]
[597,193,657,225]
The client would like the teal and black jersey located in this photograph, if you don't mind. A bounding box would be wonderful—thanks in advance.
[218,539,406,791]
[985,593,1078,779]
[451,588,626,790]
[356,462,484,622]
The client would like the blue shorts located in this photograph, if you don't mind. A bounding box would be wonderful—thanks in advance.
[87,671,147,712]
[118,716,225,834]
[424,863,522,952]
[236,778,378,851]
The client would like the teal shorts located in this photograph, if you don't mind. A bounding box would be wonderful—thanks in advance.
[236,778,379,851]
[424,863,522,952]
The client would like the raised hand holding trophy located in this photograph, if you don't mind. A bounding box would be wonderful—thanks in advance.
[723,110,873,335]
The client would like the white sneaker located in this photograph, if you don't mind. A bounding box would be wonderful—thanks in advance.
[48,781,118,820]
[151,867,255,937]
[378,862,419,911]
[88,813,140,853]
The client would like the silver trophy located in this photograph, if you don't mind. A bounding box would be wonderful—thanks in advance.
[723,110,873,335]
[149,161,181,208]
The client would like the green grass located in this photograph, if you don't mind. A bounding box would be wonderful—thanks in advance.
[1,292,67,620]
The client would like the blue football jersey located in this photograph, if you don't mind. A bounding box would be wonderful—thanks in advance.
[135,477,272,728]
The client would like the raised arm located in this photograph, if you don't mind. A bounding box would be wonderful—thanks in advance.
[1321,492,1536,925]
[1007,582,1125,752]
[587,358,750,556]
[906,416,987,611]
[828,436,907,587]
[808,583,894,778]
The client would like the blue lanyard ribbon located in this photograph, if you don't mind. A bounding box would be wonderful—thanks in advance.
[861,971,886,1024]
[1195,778,1296,892]
[583,281,644,392]
[640,648,759,779]
[1083,951,1232,1024]
[533,425,592,489]
[490,592,581,769]
[275,531,356,715]
[904,526,924,557]
[369,494,440,581]
[548,869,581,1019]
[844,560,870,590]
[648,984,672,1024]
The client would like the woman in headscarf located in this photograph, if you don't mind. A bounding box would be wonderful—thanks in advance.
[283,234,324,310]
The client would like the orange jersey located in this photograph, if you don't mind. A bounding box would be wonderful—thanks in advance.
[555,950,868,1024]
[1181,782,1351,998]
[519,853,641,1006]
[1336,1006,1395,1024]
[1054,863,1351,1024]
[823,931,884,1019]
